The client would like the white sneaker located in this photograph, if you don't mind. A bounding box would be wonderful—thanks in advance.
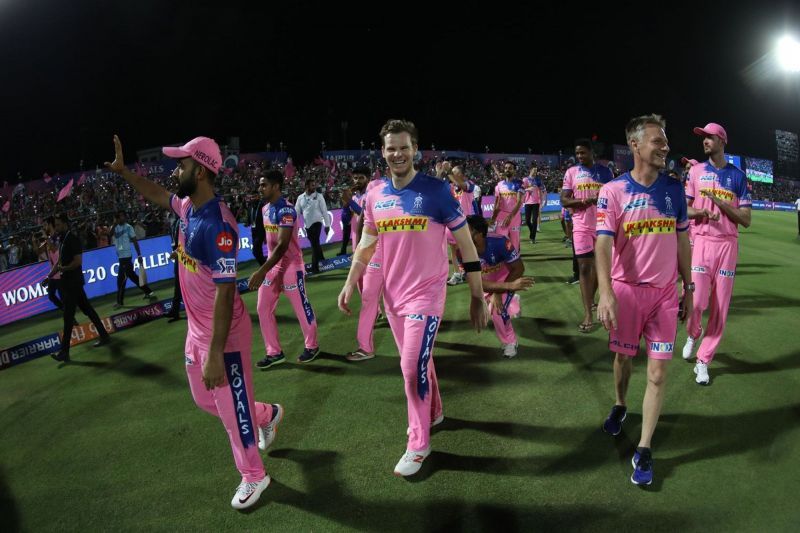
[694,362,710,385]
[682,327,703,360]
[502,343,518,358]
[258,404,284,451]
[231,475,270,510]
[407,413,444,435]
[393,447,431,477]
[447,272,461,286]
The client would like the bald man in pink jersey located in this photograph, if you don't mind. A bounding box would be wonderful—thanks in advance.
[248,170,320,367]
[682,123,752,385]
[339,119,488,477]
[106,135,280,510]
[595,114,693,486]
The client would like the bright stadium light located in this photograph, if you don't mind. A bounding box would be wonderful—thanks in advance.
[777,35,800,72]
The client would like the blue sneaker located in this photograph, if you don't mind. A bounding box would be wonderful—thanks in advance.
[297,347,320,363]
[256,352,285,370]
[602,405,627,435]
[631,447,654,486]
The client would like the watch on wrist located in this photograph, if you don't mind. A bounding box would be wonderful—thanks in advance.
[684,282,695,292]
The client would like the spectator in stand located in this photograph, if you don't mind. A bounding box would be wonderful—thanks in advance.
[96,219,111,248]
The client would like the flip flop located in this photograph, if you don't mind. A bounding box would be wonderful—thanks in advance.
[578,322,594,333]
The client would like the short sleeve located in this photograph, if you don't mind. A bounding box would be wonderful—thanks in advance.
[436,181,466,230]
[737,172,752,207]
[562,169,573,191]
[127,225,136,239]
[363,190,376,232]
[277,206,297,228]
[685,168,697,200]
[596,185,618,237]
[675,185,689,231]
[169,194,184,216]
[502,237,520,263]
[202,219,239,284]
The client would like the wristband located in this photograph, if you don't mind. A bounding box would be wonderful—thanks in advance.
[463,261,481,273]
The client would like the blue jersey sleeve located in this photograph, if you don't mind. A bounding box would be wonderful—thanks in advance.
[201,217,239,283]
[435,180,466,228]
[348,199,363,215]
[501,237,520,263]
[277,205,297,229]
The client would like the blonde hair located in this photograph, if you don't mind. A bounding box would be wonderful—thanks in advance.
[625,114,666,144]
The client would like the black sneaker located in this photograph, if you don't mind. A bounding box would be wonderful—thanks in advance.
[297,347,320,363]
[566,276,580,285]
[256,352,286,370]
[93,336,111,348]
[51,350,70,362]
[602,405,627,435]
[631,447,654,485]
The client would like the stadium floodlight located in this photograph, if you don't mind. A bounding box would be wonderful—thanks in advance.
[777,35,800,72]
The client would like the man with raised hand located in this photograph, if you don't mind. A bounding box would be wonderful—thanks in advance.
[106,135,281,510]
[338,119,488,477]
[595,115,692,486]
[682,123,752,385]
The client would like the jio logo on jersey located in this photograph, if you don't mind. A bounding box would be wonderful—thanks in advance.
[216,231,235,253]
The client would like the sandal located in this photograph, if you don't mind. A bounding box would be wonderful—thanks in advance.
[578,322,594,333]
[346,349,375,362]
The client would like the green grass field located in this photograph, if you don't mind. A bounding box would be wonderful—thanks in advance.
[2,211,799,532]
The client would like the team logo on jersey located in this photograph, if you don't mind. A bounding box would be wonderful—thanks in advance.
[649,342,674,353]
[216,257,236,275]
[598,197,609,209]
[264,223,279,233]
[622,197,647,211]
[216,231,235,253]
[376,216,429,233]
[623,218,676,237]
[700,188,734,201]
[175,244,198,273]
[664,193,674,216]
[412,193,424,213]
[374,199,396,211]
[719,269,736,278]
[726,177,732,188]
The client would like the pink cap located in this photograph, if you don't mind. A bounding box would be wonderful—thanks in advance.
[162,137,222,174]
[680,157,699,166]
[693,123,728,144]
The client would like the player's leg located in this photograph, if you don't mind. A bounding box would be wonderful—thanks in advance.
[487,293,518,357]
[683,236,712,359]
[575,250,596,331]
[524,204,534,240]
[75,287,110,343]
[115,258,128,305]
[284,268,320,361]
[350,263,382,360]
[530,203,540,243]
[48,278,64,309]
[255,271,284,367]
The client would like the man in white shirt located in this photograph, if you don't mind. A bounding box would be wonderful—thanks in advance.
[295,178,330,274]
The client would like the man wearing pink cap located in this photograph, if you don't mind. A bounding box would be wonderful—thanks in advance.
[682,123,752,385]
[596,114,693,486]
[105,135,281,510]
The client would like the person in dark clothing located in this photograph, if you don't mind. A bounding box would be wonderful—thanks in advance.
[111,211,156,308]
[339,187,353,255]
[50,213,110,362]
[41,217,64,310]
[165,213,183,322]
[249,195,267,265]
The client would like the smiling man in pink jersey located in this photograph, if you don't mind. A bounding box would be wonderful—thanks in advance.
[681,123,752,385]
[491,162,524,253]
[522,166,546,244]
[561,139,614,332]
[247,170,320,367]
[595,114,693,486]
[338,119,488,477]
[346,175,387,362]
[106,135,281,510]
[466,215,534,358]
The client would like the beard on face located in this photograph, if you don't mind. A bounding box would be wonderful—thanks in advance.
[176,172,198,198]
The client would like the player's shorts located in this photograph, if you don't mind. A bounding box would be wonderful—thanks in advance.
[572,228,596,256]
[608,280,678,360]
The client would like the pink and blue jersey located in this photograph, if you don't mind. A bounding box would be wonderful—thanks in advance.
[562,164,614,232]
[262,196,303,270]
[452,181,476,216]
[685,161,752,239]
[480,236,520,283]
[363,173,466,316]
[596,173,689,288]
[494,179,524,213]
[522,177,545,205]
[170,195,249,349]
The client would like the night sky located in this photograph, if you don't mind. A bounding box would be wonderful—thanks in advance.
[2,0,799,179]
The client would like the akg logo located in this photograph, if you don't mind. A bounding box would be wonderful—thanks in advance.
[216,231,234,253]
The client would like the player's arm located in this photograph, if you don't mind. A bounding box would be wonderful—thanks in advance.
[481,259,534,293]
[451,224,489,332]
[337,227,378,315]
[507,191,524,222]
[490,195,501,224]
[204,282,234,390]
[560,188,585,209]
[595,234,617,331]
[709,197,751,228]
[131,236,144,263]
[105,135,171,210]
[247,226,291,290]
[677,230,693,322]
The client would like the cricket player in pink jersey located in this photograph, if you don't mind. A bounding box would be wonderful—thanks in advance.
[490,162,524,253]
[560,139,614,332]
[247,170,320,367]
[348,167,371,252]
[682,123,752,385]
[106,135,281,510]
[595,115,693,486]
[522,166,546,243]
[346,176,387,362]
[338,119,488,477]
[466,215,534,358]
[445,162,476,286]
